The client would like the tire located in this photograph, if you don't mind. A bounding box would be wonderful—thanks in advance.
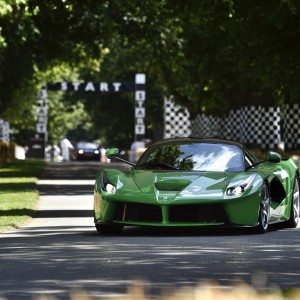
[95,223,124,234]
[285,176,300,228]
[255,183,270,233]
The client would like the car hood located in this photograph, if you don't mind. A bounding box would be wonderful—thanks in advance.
[103,169,257,203]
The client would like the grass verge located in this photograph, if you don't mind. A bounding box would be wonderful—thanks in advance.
[0,159,44,233]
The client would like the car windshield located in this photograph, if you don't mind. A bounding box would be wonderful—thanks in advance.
[136,142,244,172]
[77,142,98,150]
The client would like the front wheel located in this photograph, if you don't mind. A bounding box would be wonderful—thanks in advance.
[95,223,124,235]
[255,183,270,233]
[285,176,300,228]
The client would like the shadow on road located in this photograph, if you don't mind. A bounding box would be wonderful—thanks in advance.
[35,209,93,218]
[1,222,299,298]
[39,161,129,180]
[38,184,95,195]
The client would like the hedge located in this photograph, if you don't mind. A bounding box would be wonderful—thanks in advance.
[0,141,16,165]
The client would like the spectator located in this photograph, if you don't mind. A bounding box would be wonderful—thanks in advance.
[60,138,74,161]
[129,140,146,163]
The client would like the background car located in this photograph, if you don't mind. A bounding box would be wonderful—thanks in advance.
[94,138,300,234]
[75,141,101,161]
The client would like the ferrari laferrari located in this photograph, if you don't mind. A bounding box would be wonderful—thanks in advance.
[94,138,299,234]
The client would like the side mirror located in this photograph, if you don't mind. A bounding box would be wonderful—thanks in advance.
[106,148,119,158]
[267,151,282,163]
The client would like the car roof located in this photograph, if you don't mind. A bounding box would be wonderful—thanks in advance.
[151,137,246,151]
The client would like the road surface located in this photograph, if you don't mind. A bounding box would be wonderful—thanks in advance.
[0,161,299,299]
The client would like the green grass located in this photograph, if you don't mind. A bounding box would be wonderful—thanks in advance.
[0,159,44,233]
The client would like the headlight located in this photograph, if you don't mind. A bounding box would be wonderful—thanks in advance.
[105,183,116,194]
[226,174,256,197]
[94,150,99,154]
[227,186,244,196]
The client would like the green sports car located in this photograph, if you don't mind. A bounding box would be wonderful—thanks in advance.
[94,138,299,234]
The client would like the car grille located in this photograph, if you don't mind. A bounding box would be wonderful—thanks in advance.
[114,202,162,222]
[169,204,228,223]
[114,202,228,224]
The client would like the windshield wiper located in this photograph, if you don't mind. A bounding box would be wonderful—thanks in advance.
[136,161,179,170]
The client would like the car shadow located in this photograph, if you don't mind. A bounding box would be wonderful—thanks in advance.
[85,223,287,237]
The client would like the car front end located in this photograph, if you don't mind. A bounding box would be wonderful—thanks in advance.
[94,169,263,228]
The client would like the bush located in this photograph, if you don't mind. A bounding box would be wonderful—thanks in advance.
[0,141,16,165]
[7,142,16,162]
[0,141,8,165]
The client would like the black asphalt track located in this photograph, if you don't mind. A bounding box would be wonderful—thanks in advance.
[0,161,299,299]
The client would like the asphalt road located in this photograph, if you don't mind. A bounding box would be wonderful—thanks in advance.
[0,161,299,299]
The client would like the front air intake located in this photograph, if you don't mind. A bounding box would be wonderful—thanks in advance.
[169,204,228,223]
[114,202,162,222]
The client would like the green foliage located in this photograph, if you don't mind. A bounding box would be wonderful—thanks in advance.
[0,0,299,145]
[47,91,91,144]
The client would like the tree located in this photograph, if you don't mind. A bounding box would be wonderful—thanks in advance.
[1,0,299,145]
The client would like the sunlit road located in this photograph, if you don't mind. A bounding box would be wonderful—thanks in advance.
[0,161,299,299]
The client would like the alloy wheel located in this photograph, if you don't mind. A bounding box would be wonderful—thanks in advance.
[259,184,270,232]
[292,178,300,225]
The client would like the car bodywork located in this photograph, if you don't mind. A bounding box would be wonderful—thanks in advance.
[94,138,299,232]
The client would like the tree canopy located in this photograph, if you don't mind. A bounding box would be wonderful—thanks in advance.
[0,0,299,146]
